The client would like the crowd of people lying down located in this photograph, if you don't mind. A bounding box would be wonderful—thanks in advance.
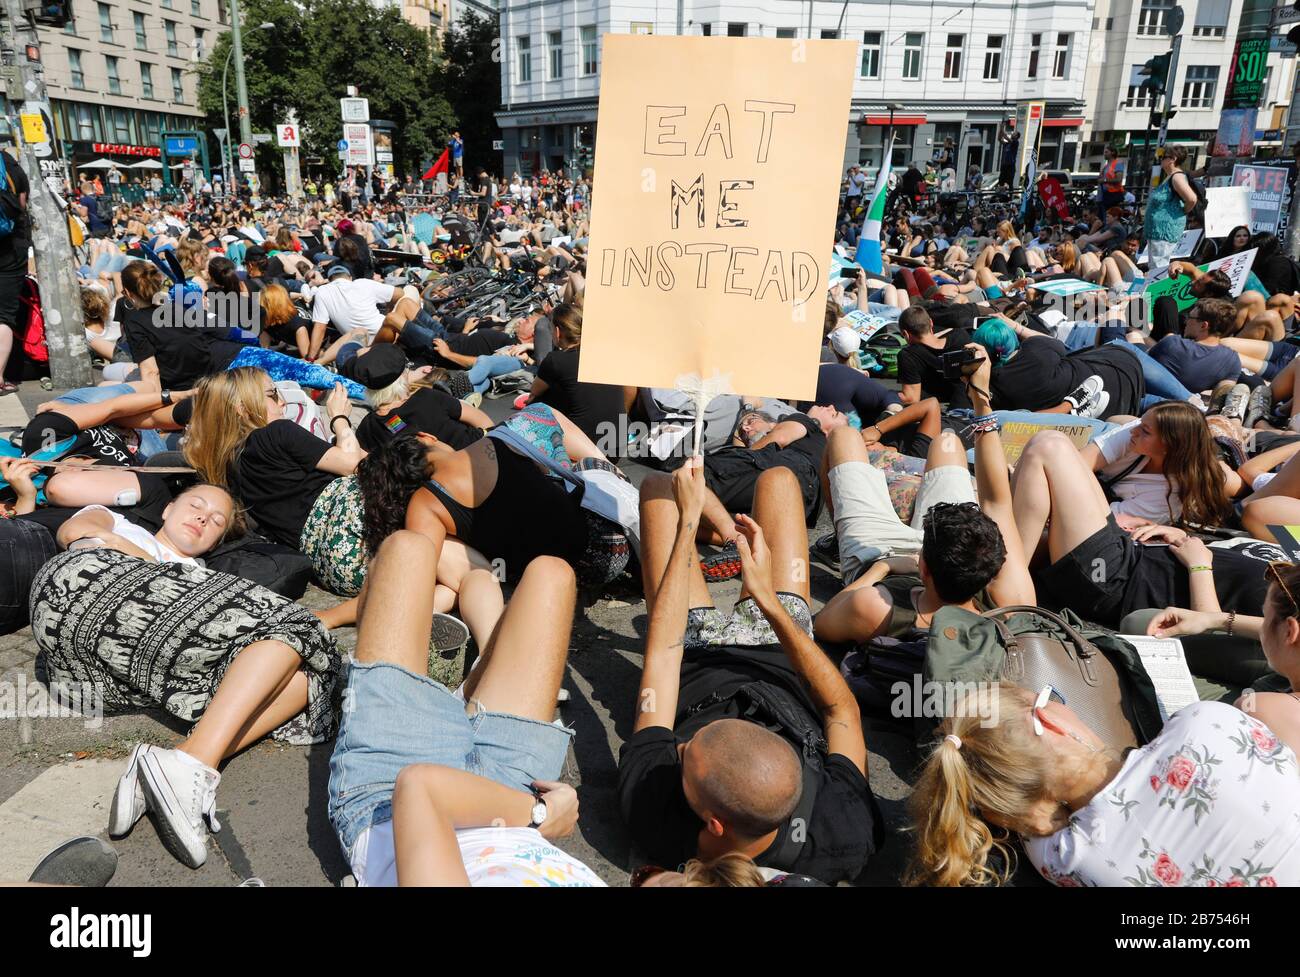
[5,156,1300,887]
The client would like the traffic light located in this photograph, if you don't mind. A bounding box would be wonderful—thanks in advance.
[1139,52,1173,96]
[25,0,71,27]
[1149,109,1177,129]
[1289,1,1300,47]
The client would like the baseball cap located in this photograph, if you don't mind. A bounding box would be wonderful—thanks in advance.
[349,344,407,390]
[244,246,268,264]
[326,263,352,281]
[829,325,861,358]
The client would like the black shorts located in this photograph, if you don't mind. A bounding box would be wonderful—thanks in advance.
[1040,515,1269,627]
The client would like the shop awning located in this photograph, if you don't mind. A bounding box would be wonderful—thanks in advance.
[861,114,927,126]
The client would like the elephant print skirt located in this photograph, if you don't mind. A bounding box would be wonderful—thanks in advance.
[29,548,342,745]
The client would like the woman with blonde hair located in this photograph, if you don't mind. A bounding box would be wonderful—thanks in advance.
[29,480,342,871]
[909,679,1300,887]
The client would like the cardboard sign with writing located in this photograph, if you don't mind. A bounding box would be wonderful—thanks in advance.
[999,420,1095,466]
[579,36,857,401]
[1144,248,1257,323]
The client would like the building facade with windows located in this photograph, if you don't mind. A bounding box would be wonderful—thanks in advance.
[495,1,1094,181]
[11,0,217,180]
[1080,0,1296,176]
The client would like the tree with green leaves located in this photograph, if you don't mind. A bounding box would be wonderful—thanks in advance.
[195,0,456,184]
[441,9,501,176]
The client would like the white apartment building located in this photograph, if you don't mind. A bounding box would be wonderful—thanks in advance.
[1080,0,1296,173]
[495,0,1096,180]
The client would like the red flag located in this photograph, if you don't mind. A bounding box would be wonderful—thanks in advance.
[1038,177,1070,222]
[422,148,450,181]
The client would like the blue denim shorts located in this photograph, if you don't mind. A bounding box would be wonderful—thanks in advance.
[397,310,445,353]
[327,660,574,859]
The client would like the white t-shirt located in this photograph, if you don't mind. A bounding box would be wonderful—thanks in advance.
[1094,420,1181,525]
[71,505,199,567]
[1026,701,1300,886]
[309,278,395,336]
[351,821,605,888]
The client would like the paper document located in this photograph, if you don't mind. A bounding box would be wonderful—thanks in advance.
[1121,635,1200,723]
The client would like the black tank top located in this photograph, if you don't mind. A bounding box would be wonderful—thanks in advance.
[423,442,588,580]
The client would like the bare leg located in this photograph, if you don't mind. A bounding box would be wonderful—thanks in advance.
[459,556,575,720]
[1011,430,1113,563]
[745,467,812,605]
[177,640,306,767]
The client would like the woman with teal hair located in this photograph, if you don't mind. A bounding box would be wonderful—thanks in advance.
[972,318,1020,366]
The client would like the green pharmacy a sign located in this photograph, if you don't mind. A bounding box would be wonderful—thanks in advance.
[1224,37,1269,109]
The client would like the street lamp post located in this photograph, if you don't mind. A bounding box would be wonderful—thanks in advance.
[221,19,274,199]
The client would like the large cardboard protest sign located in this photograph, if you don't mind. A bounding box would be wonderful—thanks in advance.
[1232,163,1291,235]
[1144,248,1257,324]
[579,36,857,401]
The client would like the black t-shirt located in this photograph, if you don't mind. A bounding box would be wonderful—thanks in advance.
[536,347,624,444]
[704,413,827,522]
[0,151,31,270]
[990,336,1079,411]
[22,411,134,466]
[1040,518,1268,627]
[896,328,974,409]
[20,473,172,535]
[812,364,899,419]
[436,328,513,369]
[617,644,882,884]
[119,301,228,389]
[356,387,483,453]
[228,420,335,547]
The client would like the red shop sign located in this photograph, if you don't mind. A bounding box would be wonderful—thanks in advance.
[92,143,162,158]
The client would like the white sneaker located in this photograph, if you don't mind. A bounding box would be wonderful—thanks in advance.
[138,748,221,869]
[108,744,152,838]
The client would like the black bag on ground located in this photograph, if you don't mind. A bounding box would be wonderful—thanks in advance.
[203,532,315,599]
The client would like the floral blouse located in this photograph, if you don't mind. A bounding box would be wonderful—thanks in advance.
[1024,701,1300,887]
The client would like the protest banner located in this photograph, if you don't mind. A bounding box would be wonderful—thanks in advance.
[1144,248,1257,324]
[1033,278,1105,297]
[1231,163,1291,234]
[999,420,1095,466]
[1204,185,1252,237]
[579,35,857,402]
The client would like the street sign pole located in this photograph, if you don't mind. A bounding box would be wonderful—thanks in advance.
[1,0,91,389]
[1158,33,1182,150]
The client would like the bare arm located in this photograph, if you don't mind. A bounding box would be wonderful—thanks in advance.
[749,419,808,451]
[897,382,922,406]
[737,515,867,774]
[966,353,1036,606]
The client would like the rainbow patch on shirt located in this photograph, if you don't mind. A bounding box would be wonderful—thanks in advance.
[385,414,408,435]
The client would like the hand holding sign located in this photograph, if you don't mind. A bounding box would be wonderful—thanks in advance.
[580,36,857,403]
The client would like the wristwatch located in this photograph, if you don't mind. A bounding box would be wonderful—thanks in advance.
[527,789,548,830]
[160,390,173,406]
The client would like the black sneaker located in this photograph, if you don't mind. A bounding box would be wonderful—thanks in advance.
[701,541,742,582]
[810,532,840,571]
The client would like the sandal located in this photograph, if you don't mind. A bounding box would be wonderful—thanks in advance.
[0,381,17,396]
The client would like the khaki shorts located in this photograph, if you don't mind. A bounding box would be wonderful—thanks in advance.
[830,461,977,584]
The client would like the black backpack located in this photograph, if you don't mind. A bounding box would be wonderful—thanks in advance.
[94,194,113,225]
[1185,174,1208,224]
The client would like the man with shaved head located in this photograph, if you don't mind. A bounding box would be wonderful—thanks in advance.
[619,459,882,884]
